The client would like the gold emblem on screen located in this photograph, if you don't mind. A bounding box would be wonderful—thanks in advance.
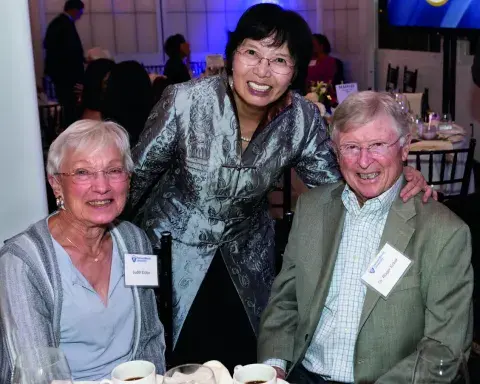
[426,0,449,6]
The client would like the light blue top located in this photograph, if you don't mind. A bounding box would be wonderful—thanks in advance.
[52,233,135,381]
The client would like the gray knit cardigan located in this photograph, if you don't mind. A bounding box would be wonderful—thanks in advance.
[0,218,166,383]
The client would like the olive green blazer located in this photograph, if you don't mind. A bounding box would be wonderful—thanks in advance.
[258,182,473,383]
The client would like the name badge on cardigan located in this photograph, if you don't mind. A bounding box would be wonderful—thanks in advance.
[125,254,159,287]
[361,243,412,298]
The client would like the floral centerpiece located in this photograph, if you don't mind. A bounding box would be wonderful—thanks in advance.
[305,81,338,117]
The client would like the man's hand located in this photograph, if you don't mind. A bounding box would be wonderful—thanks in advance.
[400,166,438,203]
[273,367,286,380]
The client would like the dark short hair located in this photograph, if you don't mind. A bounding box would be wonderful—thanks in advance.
[102,61,154,147]
[81,58,115,111]
[164,34,186,58]
[313,33,331,55]
[64,0,84,12]
[225,3,313,90]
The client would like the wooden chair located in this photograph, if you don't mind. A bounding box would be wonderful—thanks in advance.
[154,231,173,368]
[403,66,419,93]
[272,168,295,274]
[38,104,65,152]
[386,64,400,91]
[409,138,476,200]
[270,167,293,215]
[38,104,66,213]
[189,61,207,77]
[42,76,57,101]
[143,64,165,75]
[333,58,345,86]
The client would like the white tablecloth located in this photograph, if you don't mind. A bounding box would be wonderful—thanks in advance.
[408,124,475,195]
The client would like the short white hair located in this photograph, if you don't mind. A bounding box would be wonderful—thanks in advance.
[331,91,411,145]
[46,119,134,176]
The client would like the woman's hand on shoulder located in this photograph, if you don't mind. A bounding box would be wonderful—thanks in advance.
[400,166,438,203]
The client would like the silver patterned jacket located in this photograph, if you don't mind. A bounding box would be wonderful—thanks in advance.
[129,73,341,344]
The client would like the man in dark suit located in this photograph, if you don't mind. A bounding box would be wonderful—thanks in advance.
[44,0,85,125]
[258,91,473,384]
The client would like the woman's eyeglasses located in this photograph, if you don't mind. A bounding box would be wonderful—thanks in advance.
[235,48,295,75]
[55,167,130,184]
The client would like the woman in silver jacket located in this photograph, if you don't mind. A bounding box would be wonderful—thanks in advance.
[129,3,430,369]
[0,120,165,383]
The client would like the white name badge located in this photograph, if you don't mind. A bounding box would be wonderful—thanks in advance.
[125,254,159,287]
[361,243,412,298]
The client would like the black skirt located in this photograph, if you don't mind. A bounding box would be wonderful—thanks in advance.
[170,251,257,372]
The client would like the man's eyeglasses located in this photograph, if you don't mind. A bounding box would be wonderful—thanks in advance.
[337,136,405,159]
[235,48,295,75]
[55,167,130,184]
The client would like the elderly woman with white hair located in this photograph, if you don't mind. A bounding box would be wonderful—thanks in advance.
[0,120,165,383]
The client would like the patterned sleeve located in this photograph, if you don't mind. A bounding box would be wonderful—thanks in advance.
[294,107,342,188]
[128,85,179,212]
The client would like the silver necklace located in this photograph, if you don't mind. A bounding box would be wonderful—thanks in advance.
[65,235,104,263]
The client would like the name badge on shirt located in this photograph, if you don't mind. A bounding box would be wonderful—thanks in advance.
[125,254,159,287]
[361,243,412,298]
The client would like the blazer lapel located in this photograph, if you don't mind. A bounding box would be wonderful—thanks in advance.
[357,194,417,333]
[308,185,346,329]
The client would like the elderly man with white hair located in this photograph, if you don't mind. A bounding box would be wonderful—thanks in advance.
[0,120,165,383]
[258,91,473,384]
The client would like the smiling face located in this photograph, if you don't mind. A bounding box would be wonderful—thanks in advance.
[335,114,410,204]
[49,145,130,228]
[232,37,295,109]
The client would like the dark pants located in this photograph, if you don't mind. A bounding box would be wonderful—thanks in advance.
[171,251,257,372]
[288,364,344,384]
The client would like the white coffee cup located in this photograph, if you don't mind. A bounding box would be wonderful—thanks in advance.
[100,360,156,384]
[233,364,277,384]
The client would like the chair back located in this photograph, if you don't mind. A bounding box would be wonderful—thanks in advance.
[409,138,476,198]
[189,61,207,77]
[154,231,173,367]
[386,64,400,91]
[143,64,165,75]
[42,76,57,101]
[333,58,345,86]
[270,167,292,216]
[403,66,418,93]
[271,168,294,273]
[38,104,66,152]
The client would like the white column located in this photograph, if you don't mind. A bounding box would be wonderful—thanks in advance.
[29,0,46,84]
[0,0,48,243]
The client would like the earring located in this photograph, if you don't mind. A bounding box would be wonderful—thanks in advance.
[56,196,65,211]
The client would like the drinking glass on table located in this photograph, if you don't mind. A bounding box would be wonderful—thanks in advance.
[12,347,73,384]
[439,113,453,131]
[412,340,470,384]
[163,364,216,384]
[396,93,410,114]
